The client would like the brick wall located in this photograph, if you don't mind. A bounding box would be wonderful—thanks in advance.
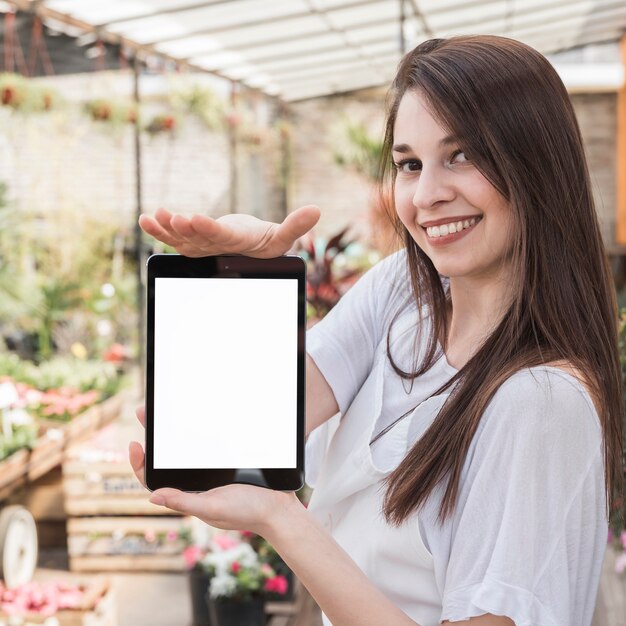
[0,71,618,252]
[289,89,618,250]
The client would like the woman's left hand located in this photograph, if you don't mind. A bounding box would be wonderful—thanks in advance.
[129,407,301,537]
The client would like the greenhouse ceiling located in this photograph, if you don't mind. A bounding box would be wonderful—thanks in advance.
[8,0,626,101]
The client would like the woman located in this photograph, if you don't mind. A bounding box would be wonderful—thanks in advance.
[129,35,624,625]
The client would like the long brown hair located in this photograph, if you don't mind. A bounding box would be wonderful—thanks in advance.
[378,35,624,528]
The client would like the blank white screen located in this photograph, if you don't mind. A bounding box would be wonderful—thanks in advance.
[154,277,298,469]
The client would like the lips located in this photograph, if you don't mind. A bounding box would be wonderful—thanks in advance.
[420,215,482,229]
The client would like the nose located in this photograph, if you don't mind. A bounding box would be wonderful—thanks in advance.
[411,164,456,210]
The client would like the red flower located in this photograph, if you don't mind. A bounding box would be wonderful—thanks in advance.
[231,561,241,573]
[264,575,288,595]
[104,343,127,363]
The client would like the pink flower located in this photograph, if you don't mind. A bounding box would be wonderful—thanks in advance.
[144,529,156,543]
[260,564,274,576]
[183,546,203,569]
[264,575,288,595]
[166,530,178,542]
[213,533,239,550]
[615,551,626,574]
[231,561,241,573]
[241,530,254,538]
[621,530,626,550]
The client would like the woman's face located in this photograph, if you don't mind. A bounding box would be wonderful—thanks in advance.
[393,89,514,281]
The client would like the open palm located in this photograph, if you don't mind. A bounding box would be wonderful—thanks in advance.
[139,205,321,258]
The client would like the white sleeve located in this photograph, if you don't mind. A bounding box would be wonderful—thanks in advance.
[439,369,606,626]
[305,248,407,415]
[304,249,408,488]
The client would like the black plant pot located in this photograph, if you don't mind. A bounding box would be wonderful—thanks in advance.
[188,569,214,626]
[207,596,266,626]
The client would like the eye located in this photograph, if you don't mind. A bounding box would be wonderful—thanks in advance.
[451,149,469,164]
[393,158,421,173]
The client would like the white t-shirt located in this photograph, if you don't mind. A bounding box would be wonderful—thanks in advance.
[305,248,608,626]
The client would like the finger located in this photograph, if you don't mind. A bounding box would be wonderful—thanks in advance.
[188,215,245,250]
[139,215,185,248]
[135,406,146,428]
[169,214,227,253]
[129,441,147,488]
[274,205,321,249]
[154,207,175,230]
[149,488,212,519]
[169,214,197,239]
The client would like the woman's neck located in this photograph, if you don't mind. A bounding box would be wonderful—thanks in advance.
[441,273,514,370]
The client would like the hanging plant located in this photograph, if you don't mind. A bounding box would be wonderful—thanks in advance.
[170,84,225,130]
[84,98,137,127]
[144,113,178,136]
[332,119,383,182]
[0,73,59,113]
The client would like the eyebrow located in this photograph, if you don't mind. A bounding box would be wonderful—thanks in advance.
[392,135,459,153]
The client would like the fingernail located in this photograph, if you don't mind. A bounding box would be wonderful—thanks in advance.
[150,495,165,505]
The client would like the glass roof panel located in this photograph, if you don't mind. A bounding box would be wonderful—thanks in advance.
[39,0,626,100]
[156,35,224,59]
[108,0,311,36]
[256,47,363,73]
[326,1,401,28]
[343,22,400,44]
[272,52,399,81]
[201,32,348,64]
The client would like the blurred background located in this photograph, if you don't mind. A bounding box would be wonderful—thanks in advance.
[0,1,625,625]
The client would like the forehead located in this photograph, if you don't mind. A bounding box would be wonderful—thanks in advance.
[393,89,448,144]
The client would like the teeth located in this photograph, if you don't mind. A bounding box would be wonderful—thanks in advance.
[426,217,478,238]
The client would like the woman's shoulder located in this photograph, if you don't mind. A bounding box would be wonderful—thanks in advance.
[490,362,600,426]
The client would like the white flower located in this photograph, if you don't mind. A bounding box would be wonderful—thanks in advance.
[203,543,258,575]
[0,382,18,409]
[209,573,238,598]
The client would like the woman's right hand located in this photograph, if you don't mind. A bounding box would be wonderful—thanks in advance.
[139,205,321,258]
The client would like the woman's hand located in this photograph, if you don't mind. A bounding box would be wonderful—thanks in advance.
[128,408,301,537]
[139,205,321,258]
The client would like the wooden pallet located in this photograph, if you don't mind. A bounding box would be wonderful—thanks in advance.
[63,458,178,517]
[67,516,191,572]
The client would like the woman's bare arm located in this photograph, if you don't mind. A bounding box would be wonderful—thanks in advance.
[306,353,339,440]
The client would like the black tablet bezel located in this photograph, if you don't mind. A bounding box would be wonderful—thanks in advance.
[145,253,306,493]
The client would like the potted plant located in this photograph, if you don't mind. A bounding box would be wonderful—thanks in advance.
[293,227,379,324]
[181,527,215,626]
[200,532,289,626]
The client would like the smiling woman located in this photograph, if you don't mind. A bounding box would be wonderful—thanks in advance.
[130,34,622,626]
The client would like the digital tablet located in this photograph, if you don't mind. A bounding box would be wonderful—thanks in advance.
[145,254,306,492]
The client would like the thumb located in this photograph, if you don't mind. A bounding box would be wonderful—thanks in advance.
[149,488,210,518]
[277,205,320,245]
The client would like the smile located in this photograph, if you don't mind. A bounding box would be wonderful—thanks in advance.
[423,216,482,245]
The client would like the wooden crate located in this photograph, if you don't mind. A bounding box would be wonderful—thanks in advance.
[0,449,29,500]
[63,459,177,517]
[0,392,127,502]
[67,516,191,572]
[65,394,125,445]
[0,578,116,626]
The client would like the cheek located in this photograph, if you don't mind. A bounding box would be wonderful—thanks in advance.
[394,184,417,230]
